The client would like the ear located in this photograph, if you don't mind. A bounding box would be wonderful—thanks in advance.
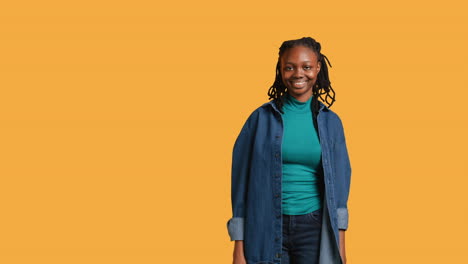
[317,61,321,73]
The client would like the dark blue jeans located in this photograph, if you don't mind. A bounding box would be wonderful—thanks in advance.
[281,207,323,264]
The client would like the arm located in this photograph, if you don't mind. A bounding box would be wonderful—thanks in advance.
[233,240,246,264]
[227,114,255,241]
[334,115,352,263]
[339,230,347,264]
[228,115,256,263]
[334,115,352,231]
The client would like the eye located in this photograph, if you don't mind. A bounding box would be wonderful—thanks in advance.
[304,66,312,70]
[285,66,293,71]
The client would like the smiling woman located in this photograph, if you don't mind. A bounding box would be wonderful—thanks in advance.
[227,37,351,264]
[280,45,321,102]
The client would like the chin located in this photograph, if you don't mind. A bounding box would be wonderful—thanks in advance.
[289,88,312,95]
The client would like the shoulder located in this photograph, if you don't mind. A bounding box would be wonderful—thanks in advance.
[235,101,273,132]
[236,101,275,131]
[327,109,343,125]
[323,107,349,144]
[318,103,347,137]
[317,101,342,123]
[247,101,275,119]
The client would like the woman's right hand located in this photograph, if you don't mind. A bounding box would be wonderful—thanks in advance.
[233,240,246,264]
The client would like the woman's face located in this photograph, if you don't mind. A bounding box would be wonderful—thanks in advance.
[280,45,321,101]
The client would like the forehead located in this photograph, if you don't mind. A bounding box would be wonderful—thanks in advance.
[281,45,318,64]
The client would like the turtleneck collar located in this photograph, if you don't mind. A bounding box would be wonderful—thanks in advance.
[283,93,313,113]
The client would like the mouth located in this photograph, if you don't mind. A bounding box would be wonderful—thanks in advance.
[290,80,308,89]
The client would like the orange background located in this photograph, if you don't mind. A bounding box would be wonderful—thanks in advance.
[0,1,467,263]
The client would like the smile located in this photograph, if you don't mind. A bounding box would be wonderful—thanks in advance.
[291,80,307,88]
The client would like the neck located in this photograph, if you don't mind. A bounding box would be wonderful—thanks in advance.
[287,91,313,103]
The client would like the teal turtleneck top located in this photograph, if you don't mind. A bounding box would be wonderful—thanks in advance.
[281,93,323,215]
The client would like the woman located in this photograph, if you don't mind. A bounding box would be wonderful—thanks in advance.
[227,37,352,264]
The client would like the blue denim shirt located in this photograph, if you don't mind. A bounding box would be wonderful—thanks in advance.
[226,99,352,264]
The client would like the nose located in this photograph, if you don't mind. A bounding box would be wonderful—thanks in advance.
[293,67,304,78]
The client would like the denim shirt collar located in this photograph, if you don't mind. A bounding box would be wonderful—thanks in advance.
[267,97,329,114]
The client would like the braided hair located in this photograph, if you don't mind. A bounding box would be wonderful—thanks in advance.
[267,37,336,132]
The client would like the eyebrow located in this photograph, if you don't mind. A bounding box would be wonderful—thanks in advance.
[284,61,312,65]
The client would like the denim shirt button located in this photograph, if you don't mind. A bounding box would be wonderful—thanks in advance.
[275,194,280,198]
[275,237,280,242]
[276,253,282,258]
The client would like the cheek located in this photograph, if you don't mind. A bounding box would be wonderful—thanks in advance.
[282,73,292,83]
[306,72,316,80]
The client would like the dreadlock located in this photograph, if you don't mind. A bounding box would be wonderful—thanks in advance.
[267,37,336,133]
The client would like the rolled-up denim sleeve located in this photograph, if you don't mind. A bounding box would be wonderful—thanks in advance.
[334,115,352,231]
[226,217,244,241]
[337,208,349,230]
[227,117,253,241]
